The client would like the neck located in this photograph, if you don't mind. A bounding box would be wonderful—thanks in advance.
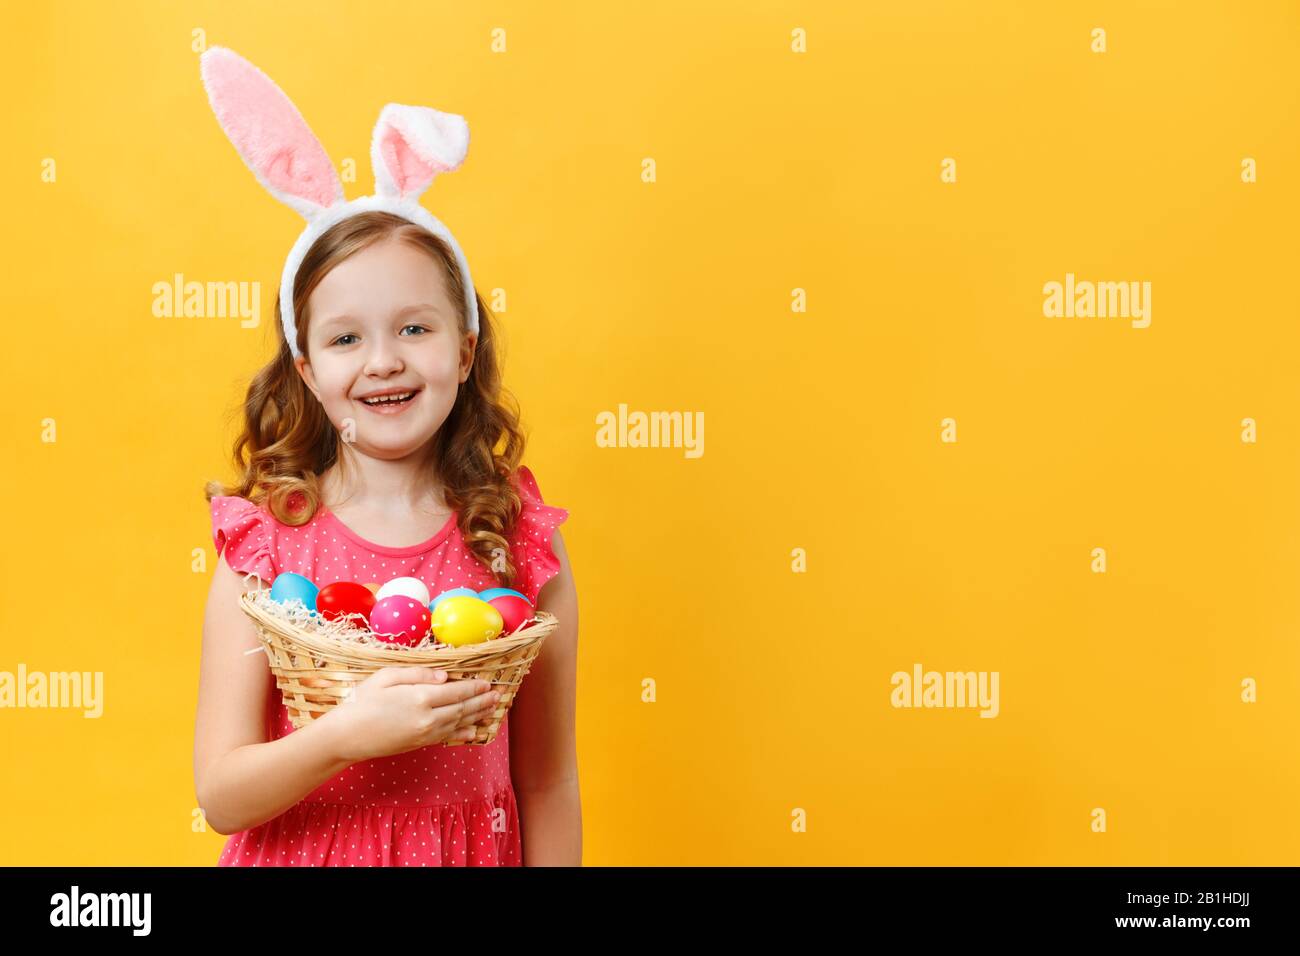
[323,444,446,515]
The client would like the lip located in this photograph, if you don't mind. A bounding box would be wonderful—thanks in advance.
[355,386,423,400]
[356,387,422,416]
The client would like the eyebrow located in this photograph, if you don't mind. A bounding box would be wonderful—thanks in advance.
[316,303,443,331]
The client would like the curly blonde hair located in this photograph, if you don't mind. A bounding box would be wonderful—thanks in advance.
[203,210,530,588]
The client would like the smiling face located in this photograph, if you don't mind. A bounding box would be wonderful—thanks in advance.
[293,235,477,460]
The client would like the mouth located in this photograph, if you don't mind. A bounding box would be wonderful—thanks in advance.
[358,387,418,405]
[356,388,422,412]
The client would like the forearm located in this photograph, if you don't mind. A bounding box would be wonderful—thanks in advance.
[199,715,352,835]
[517,778,582,866]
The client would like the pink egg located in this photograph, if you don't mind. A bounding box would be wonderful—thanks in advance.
[368,595,431,646]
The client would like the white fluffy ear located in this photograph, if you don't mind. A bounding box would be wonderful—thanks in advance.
[371,103,469,201]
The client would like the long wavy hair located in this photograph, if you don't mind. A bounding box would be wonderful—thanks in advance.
[203,211,529,588]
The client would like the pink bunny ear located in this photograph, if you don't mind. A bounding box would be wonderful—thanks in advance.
[371,103,469,201]
[199,46,344,220]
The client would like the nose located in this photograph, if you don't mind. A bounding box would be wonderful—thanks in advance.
[361,335,404,377]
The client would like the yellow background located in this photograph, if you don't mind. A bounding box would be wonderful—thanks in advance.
[2,1,1298,865]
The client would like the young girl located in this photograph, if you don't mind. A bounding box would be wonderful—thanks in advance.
[192,47,580,866]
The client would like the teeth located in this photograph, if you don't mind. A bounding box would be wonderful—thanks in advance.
[362,391,414,405]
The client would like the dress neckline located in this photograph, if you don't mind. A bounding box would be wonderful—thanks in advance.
[318,505,458,556]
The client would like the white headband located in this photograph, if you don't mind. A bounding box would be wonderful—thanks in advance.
[199,46,480,358]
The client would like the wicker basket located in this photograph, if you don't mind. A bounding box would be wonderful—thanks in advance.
[238,582,555,745]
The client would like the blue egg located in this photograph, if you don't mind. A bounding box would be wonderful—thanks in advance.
[429,587,480,613]
[479,587,529,604]
[270,572,319,611]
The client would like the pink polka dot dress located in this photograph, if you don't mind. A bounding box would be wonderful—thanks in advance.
[208,465,568,867]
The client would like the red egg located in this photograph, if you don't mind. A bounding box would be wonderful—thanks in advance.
[487,595,534,636]
[369,595,431,646]
[316,581,377,623]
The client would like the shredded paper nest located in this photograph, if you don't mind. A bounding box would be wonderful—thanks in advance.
[242,575,529,653]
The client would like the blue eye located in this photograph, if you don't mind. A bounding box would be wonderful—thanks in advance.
[330,325,430,347]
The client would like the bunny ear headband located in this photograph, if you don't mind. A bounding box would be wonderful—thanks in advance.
[198,45,480,359]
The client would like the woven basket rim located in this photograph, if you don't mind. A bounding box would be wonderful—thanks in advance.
[239,587,556,664]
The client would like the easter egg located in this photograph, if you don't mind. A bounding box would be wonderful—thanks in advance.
[430,587,479,612]
[376,576,431,606]
[316,582,377,623]
[478,587,529,603]
[270,572,319,611]
[368,596,431,646]
[487,595,533,635]
[430,596,503,647]
[362,582,381,596]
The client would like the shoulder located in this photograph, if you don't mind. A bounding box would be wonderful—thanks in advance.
[209,495,278,582]
[210,494,268,522]
[510,464,545,503]
[505,466,571,605]
[507,465,569,539]
[209,494,281,539]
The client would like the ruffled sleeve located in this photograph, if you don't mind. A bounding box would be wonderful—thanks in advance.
[508,466,570,606]
[210,495,277,583]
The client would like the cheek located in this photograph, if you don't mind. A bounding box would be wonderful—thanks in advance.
[418,349,463,383]
[311,363,355,401]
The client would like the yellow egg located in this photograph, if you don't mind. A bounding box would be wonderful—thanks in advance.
[430,596,503,646]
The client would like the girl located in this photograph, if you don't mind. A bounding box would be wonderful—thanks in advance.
[192,47,580,866]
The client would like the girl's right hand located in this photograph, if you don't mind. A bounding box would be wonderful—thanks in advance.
[320,666,501,763]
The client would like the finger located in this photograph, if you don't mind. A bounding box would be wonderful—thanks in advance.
[456,691,501,725]
[449,677,492,701]
[384,667,449,687]
[420,677,493,712]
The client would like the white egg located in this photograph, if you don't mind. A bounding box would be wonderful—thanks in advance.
[376,576,431,606]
